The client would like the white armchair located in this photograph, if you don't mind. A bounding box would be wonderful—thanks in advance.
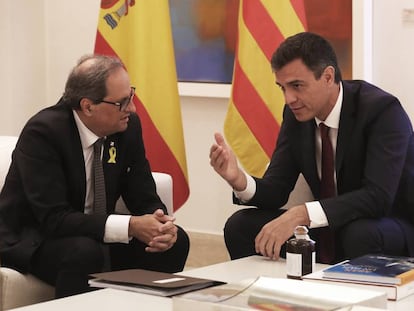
[0,136,173,310]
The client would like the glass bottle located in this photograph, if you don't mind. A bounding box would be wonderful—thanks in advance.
[286,225,315,279]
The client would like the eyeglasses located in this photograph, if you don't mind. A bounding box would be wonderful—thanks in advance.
[97,87,135,111]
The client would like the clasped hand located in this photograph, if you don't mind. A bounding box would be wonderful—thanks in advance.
[128,209,177,252]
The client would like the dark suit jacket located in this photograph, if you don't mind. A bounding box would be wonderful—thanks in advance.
[238,80,414,254]
[0,99,166,271]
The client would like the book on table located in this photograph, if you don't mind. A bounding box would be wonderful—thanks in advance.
[303,268,414,301]
[172,276,387,311]
[322,254,414,285]
[88,269,225,297]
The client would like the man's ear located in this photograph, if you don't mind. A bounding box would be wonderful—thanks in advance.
[80,98,93,116]
[323,66,335,84]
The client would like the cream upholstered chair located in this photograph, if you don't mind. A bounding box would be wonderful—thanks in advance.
[0,135,173,310]
[115,172,173,216]
[0,136,54,311]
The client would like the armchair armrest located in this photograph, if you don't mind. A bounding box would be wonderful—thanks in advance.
[115,172,173,216]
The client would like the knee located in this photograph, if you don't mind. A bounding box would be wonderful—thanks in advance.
[224,209,249,239]
[339,219,381,258]
[157,226,189,273]
[340,219,376,241]
[175,226,190,256]
[61,237,104,271]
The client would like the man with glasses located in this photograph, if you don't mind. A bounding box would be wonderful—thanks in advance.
[0,54,189,298]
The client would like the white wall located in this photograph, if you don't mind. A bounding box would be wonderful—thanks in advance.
[44,0,100,104]
[1,0,414,235]
[178,96,235,233]
[372,0,414,117]
[0,0,46,135]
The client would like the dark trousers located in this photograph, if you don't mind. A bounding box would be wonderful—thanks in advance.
[30,226,189,298]
[224,208,408,263]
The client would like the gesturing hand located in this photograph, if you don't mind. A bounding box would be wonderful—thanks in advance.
[209,133,247,191]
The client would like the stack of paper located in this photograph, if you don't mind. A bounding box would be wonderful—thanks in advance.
[303,269,414,301]
[303,254,414,301]
[172,276,387,310]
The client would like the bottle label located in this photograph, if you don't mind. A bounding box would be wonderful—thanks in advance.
[312,251,316,272]
[286,252,302,277]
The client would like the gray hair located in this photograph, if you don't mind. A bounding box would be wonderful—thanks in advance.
[62,54,125,109]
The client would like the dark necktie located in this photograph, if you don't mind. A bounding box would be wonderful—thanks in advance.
[320,123,335,198]
[318,123,336,263]
[93,138,111,271]
[93,138,107,215]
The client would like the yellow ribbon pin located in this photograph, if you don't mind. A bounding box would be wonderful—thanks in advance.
[108,146,117,163]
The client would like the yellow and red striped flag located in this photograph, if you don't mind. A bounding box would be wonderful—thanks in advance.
[94,0,189,211]
[224,0,307,177]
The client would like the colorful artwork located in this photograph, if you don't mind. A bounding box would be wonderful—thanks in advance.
[170,0,352,84]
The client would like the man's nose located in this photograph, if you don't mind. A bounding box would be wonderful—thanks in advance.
[125,99,136,113]
[284,89,297,106]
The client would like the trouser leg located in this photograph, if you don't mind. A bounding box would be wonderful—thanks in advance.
[30,236,104,298]
[224,208,285,260]
[338,217,407,260]
[110,225,190,273]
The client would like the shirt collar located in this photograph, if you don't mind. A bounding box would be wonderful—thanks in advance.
[72,110,100,149]
[315,82,343,129]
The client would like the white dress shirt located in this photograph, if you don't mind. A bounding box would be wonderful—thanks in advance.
[73,111,130,243]
[234,83,343,228]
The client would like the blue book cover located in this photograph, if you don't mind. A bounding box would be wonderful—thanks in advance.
[323,254,414,285]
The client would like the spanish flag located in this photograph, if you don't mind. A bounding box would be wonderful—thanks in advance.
[224,0,307,177]
[94,0,189,211]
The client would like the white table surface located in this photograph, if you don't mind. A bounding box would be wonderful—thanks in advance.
[9,256,414,310]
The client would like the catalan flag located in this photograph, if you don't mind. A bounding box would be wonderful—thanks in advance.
[224,0,307,177]
[94,0,189,211]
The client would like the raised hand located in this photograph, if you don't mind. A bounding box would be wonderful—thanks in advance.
[209,133,246,191]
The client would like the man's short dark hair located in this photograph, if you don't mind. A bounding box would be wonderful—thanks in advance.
[271,32,342,83]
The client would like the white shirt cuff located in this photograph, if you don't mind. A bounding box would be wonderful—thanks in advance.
[104,214,131,243]
[305,201,329,228]
[233,174,329,229]
[233,172,256,203]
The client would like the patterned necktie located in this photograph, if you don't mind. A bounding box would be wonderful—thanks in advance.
[93,138,106,215]
[318,123,336,263]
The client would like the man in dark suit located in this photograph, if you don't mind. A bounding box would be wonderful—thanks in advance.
[209,32,414,264]
[0,55,189,298]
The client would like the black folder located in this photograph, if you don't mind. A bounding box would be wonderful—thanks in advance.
[88,269,225,297]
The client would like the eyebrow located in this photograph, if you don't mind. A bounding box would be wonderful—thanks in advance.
[276,79,305,87]
[109,92,130,103]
